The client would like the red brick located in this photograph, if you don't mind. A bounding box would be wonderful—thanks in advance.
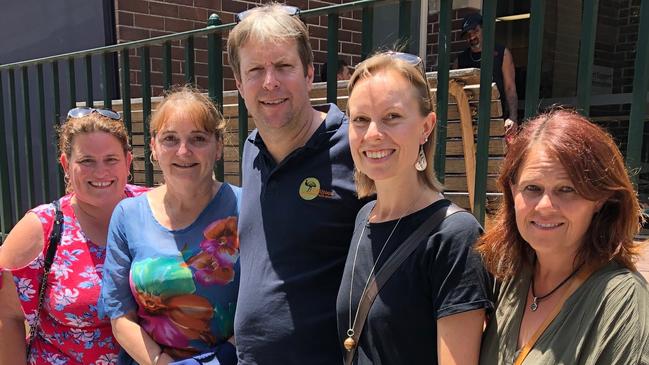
[221,1,247,14]
[165,17,195,32]
[194,0,220,9]
[308,25,327,39]
[170,0,194,6]
[118,26,151,42]
[117,0,150,14]
[134,14,165,29]
[179,5,209,21]
[117,11,134,26]
[150,1,179,17]
[341,41,360,55]
[340,18,361,32]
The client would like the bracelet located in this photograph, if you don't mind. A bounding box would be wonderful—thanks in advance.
[152,350,162,365]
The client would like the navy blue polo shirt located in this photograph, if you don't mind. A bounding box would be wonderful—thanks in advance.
[235,104,364,365]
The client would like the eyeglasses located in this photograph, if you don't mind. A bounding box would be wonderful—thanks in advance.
[67,107,121,121]
[383,51,432,105]
[235,5,300,23]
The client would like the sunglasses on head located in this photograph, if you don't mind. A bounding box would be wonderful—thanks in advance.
[67,107,121,121]
[383,51,432,104]
[235,5,300,23]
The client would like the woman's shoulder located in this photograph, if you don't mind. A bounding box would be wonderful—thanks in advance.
[125,183,151,197]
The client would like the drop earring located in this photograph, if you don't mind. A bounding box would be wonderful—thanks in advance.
[415,144,427,171]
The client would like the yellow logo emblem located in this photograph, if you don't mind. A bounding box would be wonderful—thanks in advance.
[299,177,320,200]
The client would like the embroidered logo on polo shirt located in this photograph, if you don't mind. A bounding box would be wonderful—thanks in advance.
[299,177,321,200]
[299,177,337,200]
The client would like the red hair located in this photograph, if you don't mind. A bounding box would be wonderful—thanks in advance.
[477,109,643,279]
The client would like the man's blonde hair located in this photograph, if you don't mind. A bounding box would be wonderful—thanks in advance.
[227,3,313,82]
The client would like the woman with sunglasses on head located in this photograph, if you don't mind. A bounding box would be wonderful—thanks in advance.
[99,86,240,365]
[335,51,492,365]
[0,108,148,365]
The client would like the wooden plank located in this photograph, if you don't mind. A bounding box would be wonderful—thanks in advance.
[444,158,502,174]
[446,119,505,138]
[449,79,477,211]
[443,175,499,192]
[445,138,504,156]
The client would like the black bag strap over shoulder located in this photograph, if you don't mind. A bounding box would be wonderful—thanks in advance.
[26,199,64,358]
[344,202,465,365]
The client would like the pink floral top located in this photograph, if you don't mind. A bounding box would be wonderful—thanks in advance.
[6,184,148,365]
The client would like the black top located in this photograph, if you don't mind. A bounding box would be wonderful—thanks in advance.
[235,103,366,365]
[457,44,509,119]
[336,199,493,364]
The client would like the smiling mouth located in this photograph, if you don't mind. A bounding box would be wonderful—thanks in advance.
[532,221,563,229]
[364,150,394,159]
[260,98,288,106]
[172,162,199,168]
[89,181,114,188]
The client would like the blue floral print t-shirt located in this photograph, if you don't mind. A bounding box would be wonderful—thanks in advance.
[99,183,240,359]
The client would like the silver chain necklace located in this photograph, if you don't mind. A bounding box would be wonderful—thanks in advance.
[470,51,481,63]
[344,215,402,351]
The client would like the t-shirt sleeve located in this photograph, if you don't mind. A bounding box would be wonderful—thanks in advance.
[429,211,493,319]
[98,202,137,319]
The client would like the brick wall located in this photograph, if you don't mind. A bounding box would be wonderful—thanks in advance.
[114,0,362,98]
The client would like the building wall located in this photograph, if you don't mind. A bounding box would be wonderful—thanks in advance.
[114,0,363,97]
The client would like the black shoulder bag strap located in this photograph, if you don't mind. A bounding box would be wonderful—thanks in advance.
[26,199,64,358]
[344,202,465,365]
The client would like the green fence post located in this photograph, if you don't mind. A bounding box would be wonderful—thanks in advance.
[238,94,248,177]
[207,14,224,181]
[524,0,546,120]
[120,49,134,180]
[576,0,599,116]
[9,69,22,224]
[21,67,35,208]
[185,36,195,85]
[37,64,50,201]
[626,0,649,184]
[85,55,94,107]
[102,53,113,109]
[68,58,77,109]
[52,61,65,197]
[0,71,12,237]
[163,41,172,90]
[473,0,497,225]
[327,13,340,104]
[141,46,154,186]
[361,6,374,61]
[434,0,452,184]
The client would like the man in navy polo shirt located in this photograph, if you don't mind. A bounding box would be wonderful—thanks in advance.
[227,4,364,364]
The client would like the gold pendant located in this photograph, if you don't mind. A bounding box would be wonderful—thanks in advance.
[344,336,356,351]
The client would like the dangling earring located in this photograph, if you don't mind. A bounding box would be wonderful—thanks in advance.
[415,144,427,171]
[149,153,156,164]
[127,172,133,182]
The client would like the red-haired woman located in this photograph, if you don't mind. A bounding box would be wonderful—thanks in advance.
[478,109,649,364]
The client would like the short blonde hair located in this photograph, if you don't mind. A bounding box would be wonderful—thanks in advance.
[227,3,312,82]
[347,52,442,198]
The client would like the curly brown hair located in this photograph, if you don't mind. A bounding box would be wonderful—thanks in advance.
[476,109,643,279]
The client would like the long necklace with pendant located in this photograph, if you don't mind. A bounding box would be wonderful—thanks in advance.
[344,216,402,351]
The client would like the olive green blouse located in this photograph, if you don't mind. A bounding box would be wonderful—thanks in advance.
[480,260,649,365]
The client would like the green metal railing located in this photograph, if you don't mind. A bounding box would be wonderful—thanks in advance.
[0,0,400,241]
[1,0,649,241]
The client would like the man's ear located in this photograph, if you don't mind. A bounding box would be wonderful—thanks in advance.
[306,64,315,91]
